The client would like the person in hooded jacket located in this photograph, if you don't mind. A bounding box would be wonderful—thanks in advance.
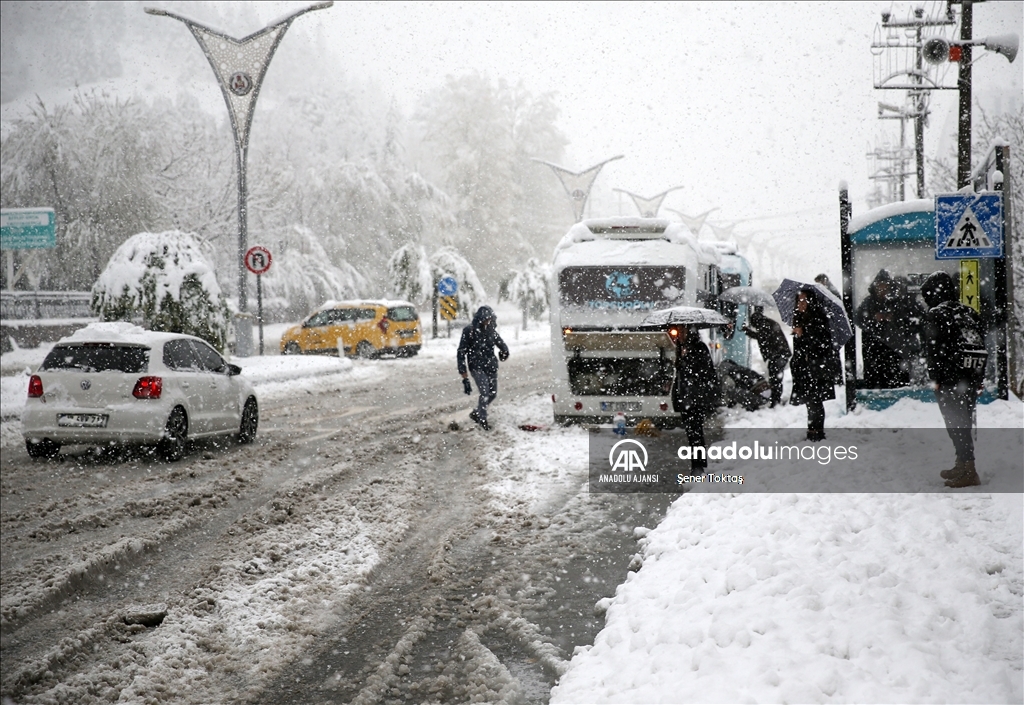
[856,269,923,387]
[672,326,720,474]
[790,288,837,441]
[457,306,509,430]
[921,271,985,488]
[743,306,791,407]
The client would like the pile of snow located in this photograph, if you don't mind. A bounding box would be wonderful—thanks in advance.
[551,398,1023,704]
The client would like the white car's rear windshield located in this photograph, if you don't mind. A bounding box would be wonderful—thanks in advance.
[41,343,149,373]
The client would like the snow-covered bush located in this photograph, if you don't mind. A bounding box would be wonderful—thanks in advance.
[386,243,433,306]
[499,258,550,321]
[91,231,230,352]
[257,224,367,320]
[429,246,486,318]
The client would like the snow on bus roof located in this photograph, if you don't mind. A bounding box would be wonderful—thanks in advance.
[554,217,720,266]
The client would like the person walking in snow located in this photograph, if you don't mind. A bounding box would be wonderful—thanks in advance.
[457,306,509,430]
[790,288,837,442]
[921,272,986,488]
[743,306,791,407]
[672,326,720,473]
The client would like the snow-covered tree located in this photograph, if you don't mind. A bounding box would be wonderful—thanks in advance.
[430,246,486,318]
[257,224,367,320]
[0,93,166,290]
[387,243,433,306]
[91,231,230,352]
[499,258,551,325]
[414,72,568,286]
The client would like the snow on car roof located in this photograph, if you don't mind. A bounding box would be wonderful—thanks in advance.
[318,299,417,311]
[60,321,195,347]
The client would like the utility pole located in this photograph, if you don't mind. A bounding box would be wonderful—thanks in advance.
[871,5,957,198]
[956,0,973,188]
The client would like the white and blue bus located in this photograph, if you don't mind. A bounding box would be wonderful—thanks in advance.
[549,217,722,426]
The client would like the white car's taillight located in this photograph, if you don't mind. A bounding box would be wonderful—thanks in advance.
[28,375,43,398]
[133,376,163,399]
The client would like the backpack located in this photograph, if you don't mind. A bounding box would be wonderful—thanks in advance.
[946,303,988,383]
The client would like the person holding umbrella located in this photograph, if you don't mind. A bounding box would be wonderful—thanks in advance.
[772,279,852,441]
[670,325,720,473]
[742,306,791,408]
[789,288,840,441]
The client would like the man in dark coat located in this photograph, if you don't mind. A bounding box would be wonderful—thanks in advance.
[672,327,720,473]
[457,306,509,430]
[790,289,837,441]
[743,306,791,407]
[921,271,985,488]
[856,269,921,387]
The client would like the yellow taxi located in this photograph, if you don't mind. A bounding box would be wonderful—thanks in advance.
[280,301,422,358]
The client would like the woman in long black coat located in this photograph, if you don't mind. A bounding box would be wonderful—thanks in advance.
[672,326,720,472]
[790,289,837,441]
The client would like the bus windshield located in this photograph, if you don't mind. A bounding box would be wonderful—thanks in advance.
[558,266,686,311]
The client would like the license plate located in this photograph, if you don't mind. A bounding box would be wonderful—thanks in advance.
[398,329,417,338]
[57,413,108,428]
[600,401,641,412]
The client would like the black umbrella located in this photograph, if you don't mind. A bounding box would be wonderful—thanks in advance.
[771,278,853,347]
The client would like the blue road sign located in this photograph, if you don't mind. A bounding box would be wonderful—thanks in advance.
[1,208,56,250]
[437,276,458,296]
[935,193,1003,259]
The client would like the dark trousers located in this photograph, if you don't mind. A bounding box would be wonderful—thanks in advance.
[863,341,907,388]
[935,383,976,462]
[767,358,787,406]
[470,368,498,422]
[806,400,825,439]
[680,412,707,471]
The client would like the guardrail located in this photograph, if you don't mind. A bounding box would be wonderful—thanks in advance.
[1,291,92,320]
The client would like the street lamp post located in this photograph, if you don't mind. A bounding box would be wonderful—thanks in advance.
[533,156,624,222]
[612,187,684,218]
[145,2,332,356]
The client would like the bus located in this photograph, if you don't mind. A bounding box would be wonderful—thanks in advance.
[549,217,722,426]
[710,241,754,369]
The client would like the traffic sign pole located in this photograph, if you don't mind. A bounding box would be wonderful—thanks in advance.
[244,246,272,356]
[435,277,459,339]
[432,279,438,339]
[256,273,264,355]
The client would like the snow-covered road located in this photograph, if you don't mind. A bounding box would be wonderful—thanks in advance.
[2,328,661,703]
[2,327,1021,704]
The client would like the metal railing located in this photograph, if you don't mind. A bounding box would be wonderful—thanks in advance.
[1,291,93,320]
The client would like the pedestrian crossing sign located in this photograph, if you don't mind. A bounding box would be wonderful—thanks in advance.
[934,193,1003,259]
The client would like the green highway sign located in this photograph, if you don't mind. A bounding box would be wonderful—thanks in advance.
[1,208,56,250]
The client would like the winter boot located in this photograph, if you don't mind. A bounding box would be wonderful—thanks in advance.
[940,459,964,480]
[944,460,980,488]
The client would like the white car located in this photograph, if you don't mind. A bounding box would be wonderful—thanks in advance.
[22,322,258,461]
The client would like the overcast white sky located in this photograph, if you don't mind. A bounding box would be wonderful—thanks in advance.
[244,0,1021,223]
